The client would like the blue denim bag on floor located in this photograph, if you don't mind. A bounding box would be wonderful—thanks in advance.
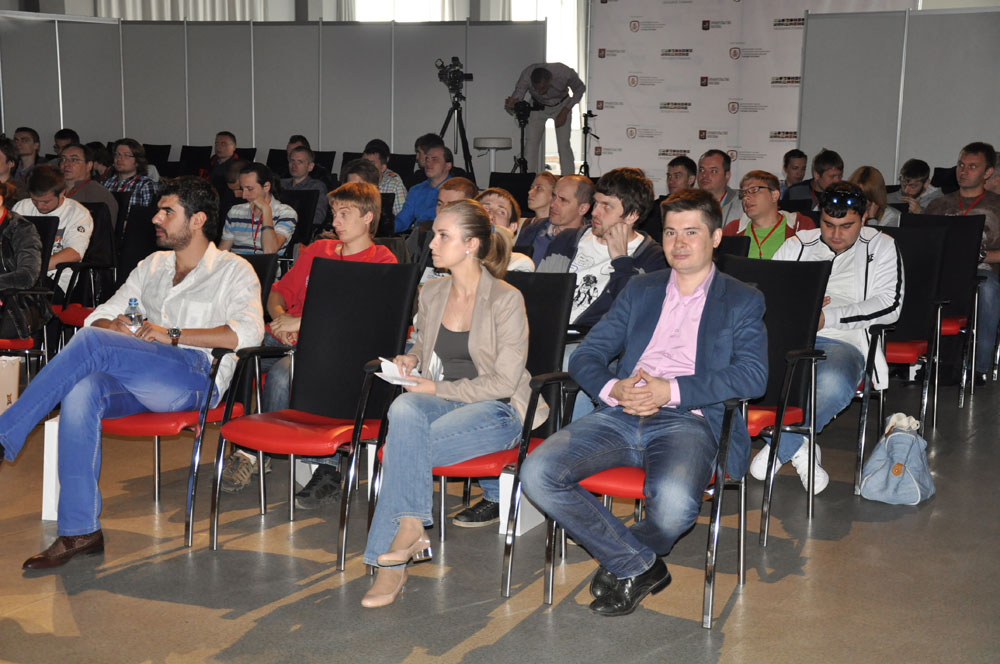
[860,415,935,505]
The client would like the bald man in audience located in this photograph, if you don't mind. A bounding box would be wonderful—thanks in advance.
[698,150,740,225]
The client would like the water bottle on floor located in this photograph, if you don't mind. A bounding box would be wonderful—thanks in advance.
[124,298,144,334]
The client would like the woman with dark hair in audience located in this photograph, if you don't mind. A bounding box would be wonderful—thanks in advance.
[102,138,157,215]
[850,165,900,228]
[361,199,547,608]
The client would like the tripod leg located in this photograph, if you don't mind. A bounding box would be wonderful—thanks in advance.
[455,108,476,182]
[440,107,455,139]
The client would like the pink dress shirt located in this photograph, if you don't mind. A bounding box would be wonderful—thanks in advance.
[598,266,715,412]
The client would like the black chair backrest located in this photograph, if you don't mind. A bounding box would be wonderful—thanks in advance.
[931,166,959,195]
[388,153,417,177]
[241,253,279,310]
[900,213,985,318]
[265,148,287,176]
[179,145,211,176]
[239,147,257,162]
[112,190,131,239]
[73,202,117,304]
[314,150,336,173]
[888,202,908,214]
[377,192,396,237]
[717,235,751,258]
[278,189,321,251]
[340,151,363,171]
[23,216,59,286]
[504,272,576,436]
[115,205,159,289]
[886,184,901,194]
[290,260,421,419]
[488,172,535,223]
[718,256,831,407]
[880,226,945,343]
[779,199,814,215]
[513,244,533,260]
[141,144,171,170]
[373,237,409,263]
[637,194,668,240]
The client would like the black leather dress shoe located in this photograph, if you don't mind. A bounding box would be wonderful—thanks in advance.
[590,565,615,598]
[588,559,671,617]
[23,531,104,570]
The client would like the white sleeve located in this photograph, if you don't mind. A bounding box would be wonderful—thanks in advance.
[825,235,904,331]
[59,206,94,256]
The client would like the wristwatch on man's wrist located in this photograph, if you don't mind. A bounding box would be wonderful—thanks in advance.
[168,328,181,346]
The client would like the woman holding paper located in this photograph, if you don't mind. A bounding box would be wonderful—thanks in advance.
[361,199,547,608]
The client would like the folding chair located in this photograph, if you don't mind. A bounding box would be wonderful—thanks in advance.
[717,235,751,258]
[276,189,321,274]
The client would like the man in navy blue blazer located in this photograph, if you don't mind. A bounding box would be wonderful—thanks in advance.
[521,188,767,616]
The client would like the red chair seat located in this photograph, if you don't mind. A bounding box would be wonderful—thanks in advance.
[941,316,967,336]
[433,437,546,477]
[885,340,928,364]
[745,406,804,437]
[50,304,63,315]
[103,403,246,436]
[580,466,646,500]
[58,304,94,328]
[0,337,35,350]
[220,409,379,455]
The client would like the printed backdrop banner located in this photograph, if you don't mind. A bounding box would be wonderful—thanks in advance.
[588,0,915,195]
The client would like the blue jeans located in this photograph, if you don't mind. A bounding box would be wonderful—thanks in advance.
[363,393,522,567]
[260,332,291,413]
[520,406,717,578]
[769,336,865,464]
[975,269,1000,373]
[0,327,214,535]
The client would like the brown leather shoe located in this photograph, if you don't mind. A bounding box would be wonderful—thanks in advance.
[23,531,104,570]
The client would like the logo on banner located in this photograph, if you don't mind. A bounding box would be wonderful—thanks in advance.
[659,102,692,112]
[626,127,638,139]
[628,75,639,87]
[594,146,602,156]
[661,48,693,58]
[770,76,801,87]
[728,102,739,114]
[658,149,691,158]
[702,20,710,30]
[729,47,741,60]
[769,131,799,141]
[629,20,640,32]
[773,18,806,29]
[598,48,606,58]
[699,130,707,140]
[728,150,738,161]
[596,100,604,110]
[700,76,709,87]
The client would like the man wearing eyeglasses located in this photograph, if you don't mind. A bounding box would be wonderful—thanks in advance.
[722,170,815,259]
[749,181,903,493]
[60,143,119,223]
[886,159,941,214]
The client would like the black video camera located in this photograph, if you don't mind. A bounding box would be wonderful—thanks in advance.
[513,100,533,126]
[435,57,473,95]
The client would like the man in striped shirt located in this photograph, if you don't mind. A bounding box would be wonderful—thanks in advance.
[218,163,297,255]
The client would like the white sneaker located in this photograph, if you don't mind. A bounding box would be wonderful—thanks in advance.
[749,444,776,481]
[789,444,829,494]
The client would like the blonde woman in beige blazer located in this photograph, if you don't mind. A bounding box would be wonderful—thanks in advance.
[361,200,547,608]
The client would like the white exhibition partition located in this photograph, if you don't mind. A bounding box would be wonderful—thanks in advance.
[799,7,1000,179]
[0,12,545,187]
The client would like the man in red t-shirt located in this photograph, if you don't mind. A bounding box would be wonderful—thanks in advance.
[221,182,397,501]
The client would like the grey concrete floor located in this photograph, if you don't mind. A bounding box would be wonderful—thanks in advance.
[0,379,997,663]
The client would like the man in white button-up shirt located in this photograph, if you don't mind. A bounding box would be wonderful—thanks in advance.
[0,176,264,571]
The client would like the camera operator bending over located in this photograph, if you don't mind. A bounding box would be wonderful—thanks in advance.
[505,64,585,176]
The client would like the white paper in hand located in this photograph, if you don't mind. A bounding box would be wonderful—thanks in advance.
[375,357,419,386]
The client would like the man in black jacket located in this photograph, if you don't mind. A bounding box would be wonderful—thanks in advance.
[0,183,44,337]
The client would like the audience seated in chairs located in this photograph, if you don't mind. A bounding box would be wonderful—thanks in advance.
[363,139,407,216]
[61,143,119,223]
[404,132,445,190]
[520,188,767,617]
[284,135,336,187]
[206,131,240,183]
[524,170,557,227]
[781,147,844,211]
[850,165,900,228]
[698,149,741,225]
[475,187,533,273]
[362,198,543,608]
[218,162,297,256]
[0,138,28,205]
[220,182,398,500]
[722,170,815,259]
[888,158,943,214]
[85,141,113,182]
[12,165,93,294]
[0,176,264,570]
[923,141,1000,383]
[279,146,328,230]
[666,155,697,195]
[102,139,157,218]
[49,128,79,162]
[12,127,41,188]
[0,182,45,338]
[780,148,808,198]
[394,144,453,233]
[412,177,481,276]
[750,181,903,493]
[518,174,593,268]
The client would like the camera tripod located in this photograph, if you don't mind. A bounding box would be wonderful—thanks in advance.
[512,115,529,174]
[579,110,599,177]
[440,91,476,183]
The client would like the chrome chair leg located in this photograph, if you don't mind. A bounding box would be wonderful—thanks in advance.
[738,477,746,586]
[543,518,557,605]
[337,453,355,571]
[462,478,472,507]
[438,476,447,542]
[807,360,817,518]
[257,450,267,515]
[288,454,296,521]
[500,478,521,597]
[153,435,161,503]
[702,469,725,629]
[209,435,228,550]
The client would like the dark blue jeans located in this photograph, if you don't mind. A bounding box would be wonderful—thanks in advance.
[521,406,717,578]
[0,327,214,535]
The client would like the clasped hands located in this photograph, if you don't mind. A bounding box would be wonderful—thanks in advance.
[269,313,300,345]
[608,368,671,417]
